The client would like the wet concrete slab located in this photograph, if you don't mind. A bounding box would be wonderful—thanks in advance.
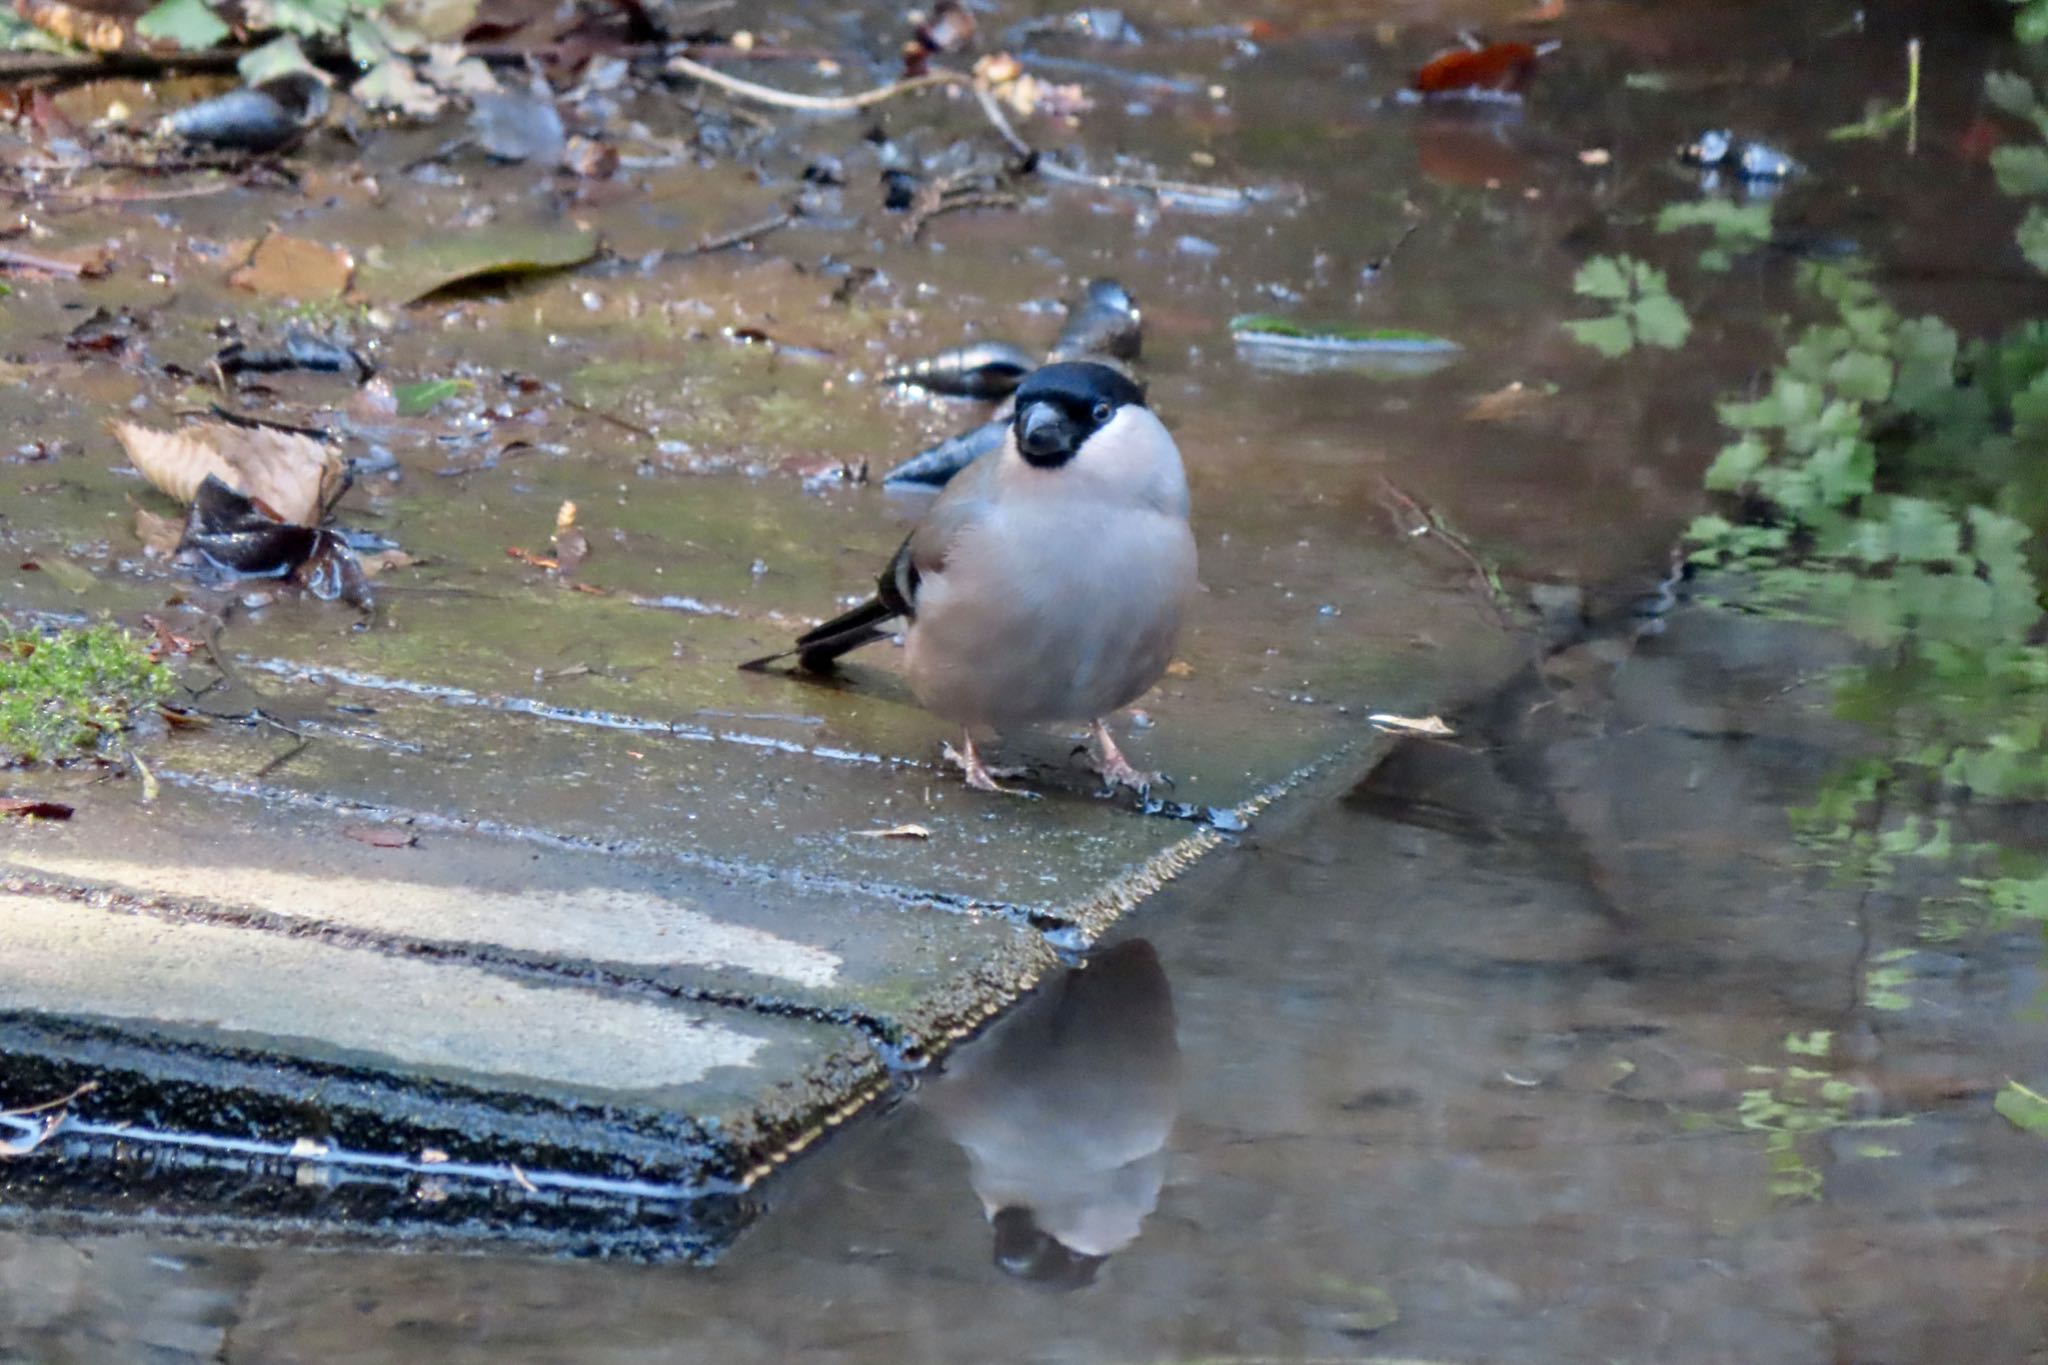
[0,355,1525,1260]
[0,9,1557,1259]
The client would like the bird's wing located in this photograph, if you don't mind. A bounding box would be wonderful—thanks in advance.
[738,438,1006,674]
[896,445,1004,604]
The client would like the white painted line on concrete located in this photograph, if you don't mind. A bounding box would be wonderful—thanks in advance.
[2,852,842,988]
[0,892,769,1089]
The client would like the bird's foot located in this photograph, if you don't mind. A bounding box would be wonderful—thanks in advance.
[943,736,1033,795]
[1087,719,1166,797]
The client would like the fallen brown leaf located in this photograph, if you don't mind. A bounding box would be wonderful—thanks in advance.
[113,421,345,527]
[1464,381,1550,423]
[229,230,355,301]
[344,823,417,848]
[0,798,73,820]
[142,613,199,657]
[853,823,932,840]
[132,503,184,557]
[15,0,132,52]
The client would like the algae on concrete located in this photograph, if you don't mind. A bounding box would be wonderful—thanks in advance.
[0,623,170,765]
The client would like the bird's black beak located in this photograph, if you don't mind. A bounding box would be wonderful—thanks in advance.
[1016,401,1077,466]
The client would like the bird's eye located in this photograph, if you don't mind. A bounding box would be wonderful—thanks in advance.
[1091,401,1113,424]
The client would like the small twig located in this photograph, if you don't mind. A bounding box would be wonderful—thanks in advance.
[664,53,1268,206]
[8,176,250,208]
[0,1081,96,1119]
[665,53,970,113]
[1361,222,1421,279]
[1372,474,1512,626]
[564,397,657,440]
[0,242,97,276]
[662,205,796,260]
[0,47,245,82]
[1905,37,1921,157]
[904,166,1020,240]
[969,82,1037,163]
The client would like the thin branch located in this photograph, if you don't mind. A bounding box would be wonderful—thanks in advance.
[0,47,245,81]
[662,205,797,260]
[8,176,251,208]
[0,1081,96,1119]
[664,53,970,113]
[0,242,100,276]
[903,166,1018,240]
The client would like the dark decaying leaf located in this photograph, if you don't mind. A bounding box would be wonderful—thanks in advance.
[216,329,372,382]
[0,798,74,820]
[164,83,308,153]
[183,474,316,577]
[182,476,374,607]
[300,533,372,607]
[64,307,137,354]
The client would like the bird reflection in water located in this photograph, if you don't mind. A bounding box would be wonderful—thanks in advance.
[916,938,1181,1289]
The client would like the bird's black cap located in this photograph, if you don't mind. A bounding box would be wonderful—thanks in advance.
[1011,362,1147,468]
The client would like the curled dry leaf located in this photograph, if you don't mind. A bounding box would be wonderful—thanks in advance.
[113,420,345,527]
[1368,713,1456,736]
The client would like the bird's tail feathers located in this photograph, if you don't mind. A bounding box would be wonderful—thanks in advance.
[738,596,900,673]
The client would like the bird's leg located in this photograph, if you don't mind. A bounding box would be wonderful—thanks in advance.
[1087,718,1164,796]
[942,733,1031,794]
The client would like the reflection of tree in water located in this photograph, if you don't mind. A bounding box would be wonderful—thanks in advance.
[917,938,1181,1291]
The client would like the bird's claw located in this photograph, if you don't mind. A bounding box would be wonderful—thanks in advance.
[943,738,1034,796]
[1087,720,1165,797]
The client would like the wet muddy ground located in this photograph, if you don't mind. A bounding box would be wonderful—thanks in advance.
[7,0,2048,1355]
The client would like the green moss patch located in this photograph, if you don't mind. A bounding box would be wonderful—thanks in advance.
[0,623,172,765]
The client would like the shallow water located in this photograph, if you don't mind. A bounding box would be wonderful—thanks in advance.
[7,0,2048,1356]
[10,593,2048,1363]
